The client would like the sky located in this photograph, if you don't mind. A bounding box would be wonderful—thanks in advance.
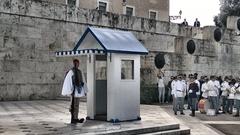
[170,0,221,26]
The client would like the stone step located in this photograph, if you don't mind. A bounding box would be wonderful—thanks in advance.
[140,127,190,135]
[89,123,181,135]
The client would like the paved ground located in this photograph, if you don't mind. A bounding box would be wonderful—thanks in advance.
[161,105,240,135]
[0,100,238,135]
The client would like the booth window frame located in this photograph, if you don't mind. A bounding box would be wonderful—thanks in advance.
[121,60,134,80]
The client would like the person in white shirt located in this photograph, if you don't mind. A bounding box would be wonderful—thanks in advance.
[173,75,186,115]
[62,59,88,124]
[157,70,165,104]
[220,76,230,113]
[234,79,240,117]
[214,78,221,113]
[194,73,200,110]
[171,76,177,110]
[207,76,219,115]
[227,80,236,114]
[201,77,209,99]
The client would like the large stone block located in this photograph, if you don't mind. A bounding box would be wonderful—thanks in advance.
[227,16,240,31]
[35,61,50,73]
[75,8,89,24]
[20,60,36,72]
[0,84,7,101]
[0,72,7,84]
[0,36,3,48]
[19,84,36,100]
[54,3,67,20]
[66,6,77,22]
[3,60,20,72]
[25,0,42,17]
[0,0,11,13]
[41,1,55,18]
[11,0,26,14]
[6,84,21,100]
[10,48,36,60]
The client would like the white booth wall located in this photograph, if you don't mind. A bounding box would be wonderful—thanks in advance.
[107,53,140,121]
[86,53,140,121]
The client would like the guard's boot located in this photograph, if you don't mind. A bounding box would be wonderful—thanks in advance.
[190,110,195,117]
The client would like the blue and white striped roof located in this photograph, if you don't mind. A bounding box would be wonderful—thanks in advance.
[56,27,148,57]
[55,49,105,57]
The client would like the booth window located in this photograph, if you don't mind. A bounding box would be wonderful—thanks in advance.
[121,60,134,80]
[98,1,108,12]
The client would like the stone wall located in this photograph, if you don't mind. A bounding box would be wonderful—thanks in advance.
[0,0,240,100]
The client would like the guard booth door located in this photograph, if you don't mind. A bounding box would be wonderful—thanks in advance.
[94,55,107,120]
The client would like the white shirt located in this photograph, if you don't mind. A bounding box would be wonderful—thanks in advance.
[214,80,220,95]
[207,80,218,97]
[158,78,165,88]
[195,80,200,95]
[221,81,230,96]
[201,82,209,98]
[62,70,88,97]
[171,80,176,95]
[173,80,186,97]
[228,85,236,99]
[234,83,240,100]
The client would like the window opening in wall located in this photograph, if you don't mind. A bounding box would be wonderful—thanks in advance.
[149,10,158,20]
[125,6,135,16]
[121,60,134,80]
[98,1,108,12]
[66,0,77,7]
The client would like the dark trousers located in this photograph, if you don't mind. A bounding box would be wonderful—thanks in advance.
[174,97,184,113]
[235,99,240,115]
[189,97,197,111]
[221,96,228,113]
[209,96,218,113]
[70,97,80,119]
[227,99,234,114]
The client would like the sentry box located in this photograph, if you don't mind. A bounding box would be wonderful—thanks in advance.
[56,27,148,122]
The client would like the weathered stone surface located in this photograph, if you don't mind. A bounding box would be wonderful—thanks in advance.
[0,0,240,100]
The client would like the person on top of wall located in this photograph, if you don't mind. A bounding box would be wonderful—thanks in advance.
[194,18,200,27]
[182,18,188,26]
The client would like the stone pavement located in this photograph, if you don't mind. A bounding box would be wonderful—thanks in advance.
[0,100,236,135]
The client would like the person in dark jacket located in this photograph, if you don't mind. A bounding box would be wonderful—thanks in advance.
[194,18,200,27]
[188,76,199,116]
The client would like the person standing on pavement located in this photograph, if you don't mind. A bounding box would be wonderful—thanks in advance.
[173,75,186,115]
[194,73,200,110]
[166,76,174,103]
[227,79,236,114]
[234,78,240,117]
[62,59,88,124]
[157,70,165,104]
[207,76,219,115]
[188,76,199,117]
[201,77,209,99]
[220,76,230,114]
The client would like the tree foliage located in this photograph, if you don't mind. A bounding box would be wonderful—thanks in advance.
[214,0,240,27]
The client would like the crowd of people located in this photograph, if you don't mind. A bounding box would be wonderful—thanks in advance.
[157,72,240,117]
